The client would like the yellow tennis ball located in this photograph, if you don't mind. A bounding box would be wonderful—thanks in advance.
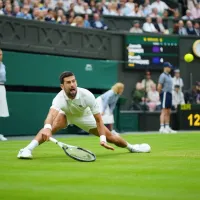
[184,53,194,63]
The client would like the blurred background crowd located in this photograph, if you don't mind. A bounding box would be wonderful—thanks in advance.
[0,0,199,33]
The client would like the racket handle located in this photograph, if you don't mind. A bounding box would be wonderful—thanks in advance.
[49,137,58,144]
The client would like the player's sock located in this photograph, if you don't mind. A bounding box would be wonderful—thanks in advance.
[126,142,133,151]
[160,124,164,129]
[165,124,170,129]
[25,140,39,151]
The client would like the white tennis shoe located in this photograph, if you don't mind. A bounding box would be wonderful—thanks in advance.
[0,134,7,141]
[17,148,33,159]
[130,143,151,153]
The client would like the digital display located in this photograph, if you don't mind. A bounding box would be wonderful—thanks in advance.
[125,35,179,69]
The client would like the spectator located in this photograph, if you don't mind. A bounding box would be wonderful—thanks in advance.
[173,23,179,34]
[182,9,194,20]
[83,2,92,14]
[67,3,74,14]
[56,9,64,22]
[191,3,200,19]
[128,3,143,17]
[126,0,135,10]
[172,85,185,110]
[13,5,21,16]
[90,0,96,13]
[172,10,180,19]
[162,9,169,19]
[4,4,13,16]
[186,20,197,35]
[178,20,187,35]
[45,8,56,22]
[149,7,159,18]
[150,0,170,16]
[71,16,84,27]
[129,20,143,33]
[187,0,198,10]
[140,0,152,17]
[37,10,45,21]
[154,16,169,34]
[84,14,91,28]
[147,83,161,111]
[74,0,84,14]
[96,2,104,15]
[17,6,32,19]
[59,14,68,25]
[185,82,200,104]
[33,0,42,9]
[0,49,9,141]
[172,69,184,91]
[132,82,149,110]
[141,71,155,92]
[142,17,158,33]
[91,13,108,30]
[32,8,40,20]
[41,0,51,11]
[55,0,66,13]
[194,22,200,36]
[119,1,131,16]
[0,0,4,15]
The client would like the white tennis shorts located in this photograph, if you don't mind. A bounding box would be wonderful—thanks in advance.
[96,96,114,124]
[0,85,9,117]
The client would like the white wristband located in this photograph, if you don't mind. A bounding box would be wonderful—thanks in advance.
[44,124,52,131]
[100,135,107,143]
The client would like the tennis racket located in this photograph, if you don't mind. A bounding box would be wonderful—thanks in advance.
[49,137,96,162]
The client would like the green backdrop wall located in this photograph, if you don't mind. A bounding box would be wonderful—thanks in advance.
[4,51,118,89]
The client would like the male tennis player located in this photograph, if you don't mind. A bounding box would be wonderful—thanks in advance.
[157,62,177,133]
[17,71,151,159]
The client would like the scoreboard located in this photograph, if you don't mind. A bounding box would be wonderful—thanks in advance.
[125,35,179,70]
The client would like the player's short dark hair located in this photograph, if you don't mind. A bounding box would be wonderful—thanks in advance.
[59,71,74,84]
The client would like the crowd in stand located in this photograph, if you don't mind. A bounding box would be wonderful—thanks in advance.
[131,70,200,112]
[0,0,199,32]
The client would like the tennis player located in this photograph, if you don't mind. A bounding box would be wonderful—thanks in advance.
[96,83,124,134]
[17,71,151,159]
[157,62,177,134]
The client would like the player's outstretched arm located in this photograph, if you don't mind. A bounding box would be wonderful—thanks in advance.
[93,113,114,151]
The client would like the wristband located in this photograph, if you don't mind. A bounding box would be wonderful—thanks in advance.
[100,135,107,143]
[44,124,52,131]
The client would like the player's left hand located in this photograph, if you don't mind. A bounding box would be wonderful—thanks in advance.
[100,141,114,150]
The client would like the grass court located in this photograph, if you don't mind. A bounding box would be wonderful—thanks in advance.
[1,132,200,200]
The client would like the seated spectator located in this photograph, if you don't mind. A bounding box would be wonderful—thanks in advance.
[91,13,108,30]
[154,16,169,34]
[16,5,32,20]
[103,2,118,16]
[173,10,180,19]
[83,3,92,14]
[172,85,185,110]
[45,8,56,22]
[147,84,161,111]
[172,69,184,91]
[13,5,21,16]
[173,23,179,34]
[191,3,200,19]
[131,82,149,110]
[0,0,3,15]
[32,8,40,20]
[129,20,143,33]
[37,10,45,21]
[128,3,143,17]
[96,2,103,15]
[185,82,200,104]
[186,20,197,35]
[4,4,13,16]
[187,0,198,11]
[56,9,64,22]
[84,14,91,28]
[90,0,97,13]
[140,0,152,17]
[162,9,169,19]
[67,3,75,14]
[40,0,51,11]
[182,9,194,20]
[194,22,200,36]
[71,16,84,27]
[141,71,155,92]
[74,0,84,14]
[178,20,187,35]
[142,17,158,33]
[59,14,68,25]
[149,7,159,18]
[119,1,131,16]
[126,0,135,10]
[151,0,173,16]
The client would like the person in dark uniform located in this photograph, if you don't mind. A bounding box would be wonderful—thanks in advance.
[157,62,177,133]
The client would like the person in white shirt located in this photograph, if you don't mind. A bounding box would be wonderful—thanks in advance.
[182,9,194,20]
[150,0,170,15]
[126,0,135,10]
[141,71,155,92]
[83,3,92,14]
[128,3,144,17]
[74,0,84,14]
[142,17,158,33]
[172,69,184,91]
[172,85,185,110]
[17,71,151,159]
[129,20,143,33]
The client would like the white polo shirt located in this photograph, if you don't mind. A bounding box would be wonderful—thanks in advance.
[151,1,168,14]
[51,87,100,117]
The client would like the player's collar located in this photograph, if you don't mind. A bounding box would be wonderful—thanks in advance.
[63,88,80,100]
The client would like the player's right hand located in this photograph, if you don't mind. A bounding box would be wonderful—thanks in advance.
[100,141,114,150]
[41,128,52,141]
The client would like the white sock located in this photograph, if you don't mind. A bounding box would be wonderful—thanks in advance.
[160,124,164,129]
[25,140,39,151]
[165,124,170,129]
[126,142,132,151]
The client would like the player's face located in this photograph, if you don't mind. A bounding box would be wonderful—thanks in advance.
[61,76,77,99]
[118,86,124,95]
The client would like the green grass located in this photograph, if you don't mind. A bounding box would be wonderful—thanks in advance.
[1,133,200,200]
